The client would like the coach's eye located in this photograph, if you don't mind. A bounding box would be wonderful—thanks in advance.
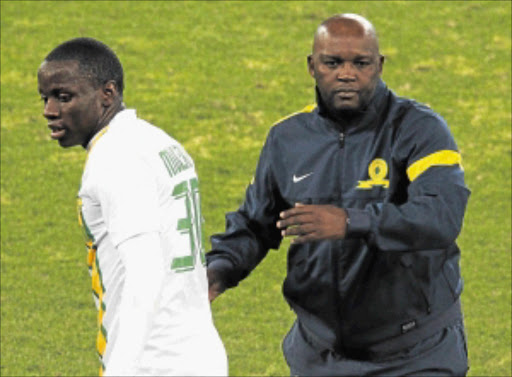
[325,60,338,68]
[354,61,370,68]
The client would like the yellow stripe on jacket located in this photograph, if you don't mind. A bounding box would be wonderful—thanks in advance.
[407,150,462,182]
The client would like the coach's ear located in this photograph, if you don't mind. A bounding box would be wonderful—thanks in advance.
[378,54,385,75]
[307,54,315,78]
[101,80,119,107]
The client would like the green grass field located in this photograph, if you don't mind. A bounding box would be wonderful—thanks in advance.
[1,1,510,376]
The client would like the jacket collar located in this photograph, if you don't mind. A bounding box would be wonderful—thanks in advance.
[316,79,389,132]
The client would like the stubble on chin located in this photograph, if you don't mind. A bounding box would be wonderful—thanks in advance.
[329,97,366,120]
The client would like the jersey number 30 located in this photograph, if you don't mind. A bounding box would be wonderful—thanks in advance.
[170,177,206,272]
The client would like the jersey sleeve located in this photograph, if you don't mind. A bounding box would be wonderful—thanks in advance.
[104,232,165,376]
[94,149,160,247]
[207,129,286,287]
[346,113,471,251]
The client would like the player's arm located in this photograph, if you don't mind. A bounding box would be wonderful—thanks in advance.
[95,150,163,375]
[104,232,165,376]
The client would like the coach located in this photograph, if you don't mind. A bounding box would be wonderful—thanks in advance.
[207,13,470,376]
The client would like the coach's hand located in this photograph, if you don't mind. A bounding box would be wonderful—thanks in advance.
[207,268,226,302]
[277,203,348,244]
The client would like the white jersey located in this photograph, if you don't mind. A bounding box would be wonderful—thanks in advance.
[77,109,227,376]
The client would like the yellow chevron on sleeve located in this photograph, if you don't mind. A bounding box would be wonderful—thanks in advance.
[87,246,95,270]
[97,326,107,356]
[77,198,83,226]
[273,104,317,125]
[407,150,462,182]
[92,264,102,296]
[98,301,105,327]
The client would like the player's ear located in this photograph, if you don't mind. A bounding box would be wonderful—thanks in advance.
[101,80,119,107]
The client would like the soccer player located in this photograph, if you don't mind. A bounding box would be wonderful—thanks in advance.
[207,14,470,376]
[37,37,227,376]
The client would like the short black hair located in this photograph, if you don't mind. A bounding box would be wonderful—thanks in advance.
[44,37,124,96]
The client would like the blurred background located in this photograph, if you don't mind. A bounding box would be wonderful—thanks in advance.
[1,1,510,375]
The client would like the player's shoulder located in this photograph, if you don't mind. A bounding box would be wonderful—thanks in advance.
[113,111,178,148]
[91,111,177,164]
[127,116,195,171]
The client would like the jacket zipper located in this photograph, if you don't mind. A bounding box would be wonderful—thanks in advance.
[333,126,346,348]
[339,131,345,148]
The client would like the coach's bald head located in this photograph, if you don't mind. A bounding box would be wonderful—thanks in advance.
[312,13,380,55]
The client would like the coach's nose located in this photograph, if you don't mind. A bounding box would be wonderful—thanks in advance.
[337,62,357,82]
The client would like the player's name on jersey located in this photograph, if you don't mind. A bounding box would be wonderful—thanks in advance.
[159,145,193,177]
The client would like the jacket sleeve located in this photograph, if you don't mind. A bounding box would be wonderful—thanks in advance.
[345,113,471,252]
[207,130,285,287]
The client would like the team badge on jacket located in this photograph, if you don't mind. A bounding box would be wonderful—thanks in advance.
[357,158,389,189]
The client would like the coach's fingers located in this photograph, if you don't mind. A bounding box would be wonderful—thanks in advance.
[279,203,309,219]
[290,232,319,244]
[281,223,315,237]
[277,211,315,229]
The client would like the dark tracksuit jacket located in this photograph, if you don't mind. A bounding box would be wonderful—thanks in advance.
[207,80,470,358]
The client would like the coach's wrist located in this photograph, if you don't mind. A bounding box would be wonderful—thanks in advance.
[207,266,228,302]
[344,208,371,238]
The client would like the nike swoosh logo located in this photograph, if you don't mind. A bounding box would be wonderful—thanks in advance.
[293,172,313,183]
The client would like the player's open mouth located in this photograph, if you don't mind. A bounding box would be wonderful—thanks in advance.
[49,126,66,140]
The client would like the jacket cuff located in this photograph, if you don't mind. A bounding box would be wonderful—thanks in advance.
[206,256,238,288]
[345,208,371,238]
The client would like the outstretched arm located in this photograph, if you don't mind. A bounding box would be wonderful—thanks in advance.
[206,129,286,295]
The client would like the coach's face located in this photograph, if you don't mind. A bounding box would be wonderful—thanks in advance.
[38,60,106,148]
[308,23,384,116]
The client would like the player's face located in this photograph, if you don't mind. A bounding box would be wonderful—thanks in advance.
[38,60,104,148]
[308,33,383,115]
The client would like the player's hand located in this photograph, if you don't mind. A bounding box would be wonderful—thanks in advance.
[207,267,226,303]
[276,203,348,244]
